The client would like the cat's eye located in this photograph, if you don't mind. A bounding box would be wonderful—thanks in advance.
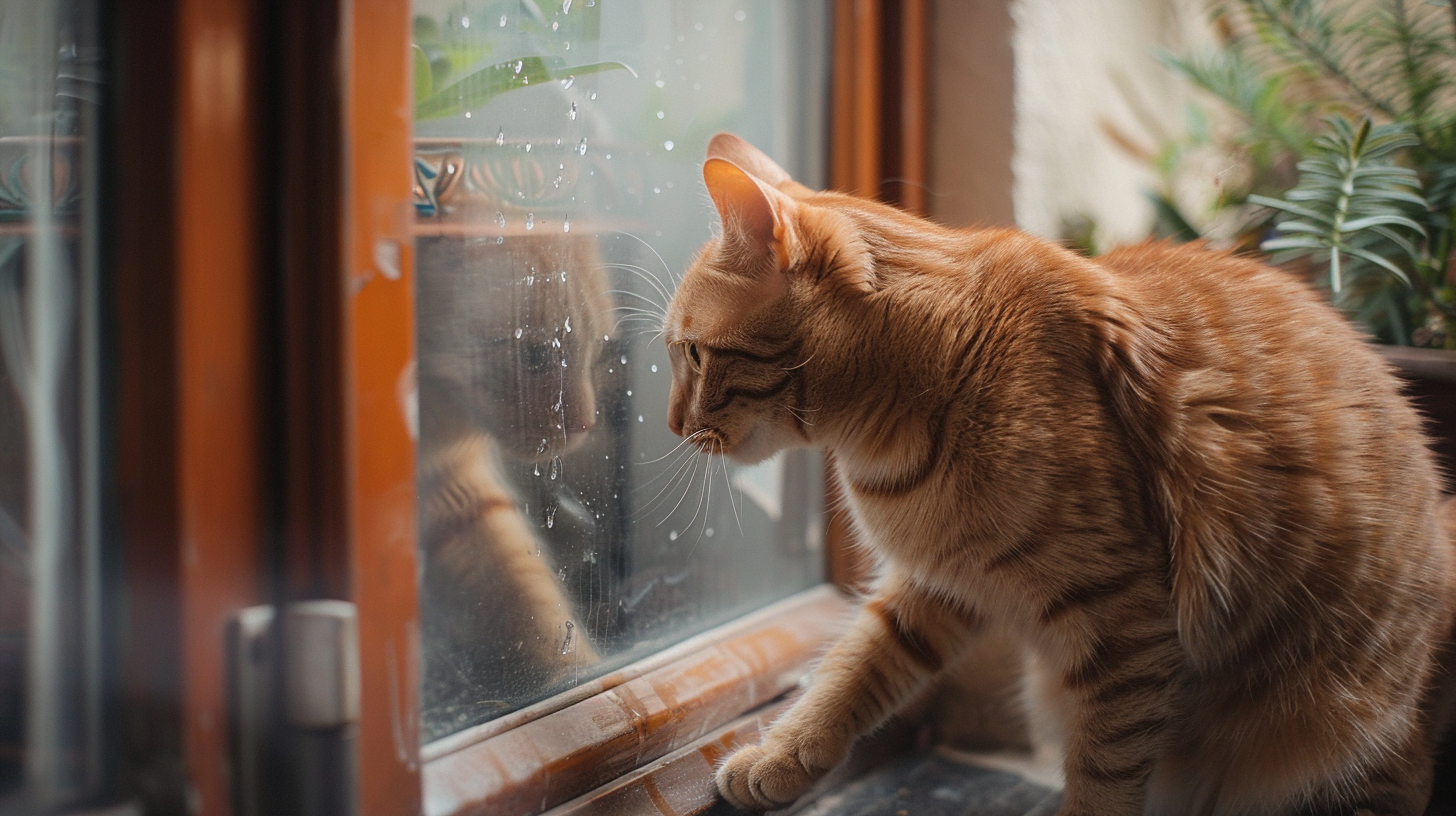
[523,342,555,374]
[688,342,701,368]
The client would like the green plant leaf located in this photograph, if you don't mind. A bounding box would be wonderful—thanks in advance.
[415,56,635,120]
[1344,244,1412,284]
[1248,194,1335,224]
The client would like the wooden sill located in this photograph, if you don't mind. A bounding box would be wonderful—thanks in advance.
[422,586,852,816]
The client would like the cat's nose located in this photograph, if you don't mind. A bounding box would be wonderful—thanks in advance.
[667,411,683,436]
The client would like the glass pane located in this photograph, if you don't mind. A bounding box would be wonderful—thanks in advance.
[411,0,830,742]
[0,0,107,809]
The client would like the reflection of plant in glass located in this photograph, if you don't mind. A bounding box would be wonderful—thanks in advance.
[411,2,632,121]
[1153,0,1456,346]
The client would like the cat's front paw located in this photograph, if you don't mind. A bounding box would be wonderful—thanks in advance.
[715,741,827,811]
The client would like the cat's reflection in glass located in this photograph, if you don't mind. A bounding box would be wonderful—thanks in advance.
[415,232,613,736]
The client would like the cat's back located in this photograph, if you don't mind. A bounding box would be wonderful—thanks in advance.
[1091,240,1451,675]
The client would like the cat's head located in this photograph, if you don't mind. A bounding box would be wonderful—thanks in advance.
[664,134,873,463]
[417,233,609,462]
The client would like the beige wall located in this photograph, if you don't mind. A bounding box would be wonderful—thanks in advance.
[929,0,1017,228]
[931,0,1213,248]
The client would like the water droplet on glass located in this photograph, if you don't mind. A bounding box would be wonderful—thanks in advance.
[560,620,574,654]
[663,140,675,151]
[552,336,562,349]
[583,550,597,564]
[705,527,715,537]
[569,102,577,120]
[653,187,661,194]
[577,138,588,156]
[590,92,597,100]
[513,60,523,75]
[655,79,665,88]
[561,75,575,89]
[563,42,570,50]
[495,211,507,229]
[552,20,560,31]
[620,355,628,365]
[650,364,658,372]
[563,215,571,233]
[496,236,504,244]
[668,530,679,541]
[564,315,572,332]
[533,462,541,476]
[625,389,632,396]
[694,21,703,30]
[525,141,532,153]
[515,327,523,338]
[549,456,560,480]
[500,14,508,26]
[461,15,471,28]
[527,274,535,286]
[496,128,505,146]
[656,110,665,119]
[561,359,568,367]
[464,111,472,119]
[562,0,572,13]
[538,438,549,454]
[637,415,644,423]
[526,212,535,230]
[546,506,557,528]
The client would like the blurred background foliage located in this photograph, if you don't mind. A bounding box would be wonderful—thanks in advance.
[1136,0,1456,346]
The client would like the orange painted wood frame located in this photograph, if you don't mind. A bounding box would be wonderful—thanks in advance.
[114,0,267,812]
[173,1,267,811]
[341,3,422,815]
[830,0,927,211]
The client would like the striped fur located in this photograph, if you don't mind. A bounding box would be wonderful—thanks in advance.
[670,134,1456,815]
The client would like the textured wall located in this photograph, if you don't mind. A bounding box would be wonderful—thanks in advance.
[1010,0,1213,249]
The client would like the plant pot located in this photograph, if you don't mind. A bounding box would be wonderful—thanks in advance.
[1375,345,1456,490]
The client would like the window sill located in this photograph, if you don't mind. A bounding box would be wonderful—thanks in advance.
[423,585,851,816]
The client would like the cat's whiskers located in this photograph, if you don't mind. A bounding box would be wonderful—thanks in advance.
[658,451,709,526]
[607,288,669,317]
[780,352,818,371]
[717,441,745,535]
[636,429,711,466]
[633,429,717,522]
[682,448,713,539]
[633,449,702,522]
[600,263,675,311]
[613,231,681,294]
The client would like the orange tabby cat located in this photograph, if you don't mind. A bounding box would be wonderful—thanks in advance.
[666,134,1456,815]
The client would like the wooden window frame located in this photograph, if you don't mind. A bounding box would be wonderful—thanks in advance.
[349,2,932,814]
[108,1,927,814]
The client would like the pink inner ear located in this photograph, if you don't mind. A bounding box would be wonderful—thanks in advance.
[704,158,778,253]
[706,133,792,186]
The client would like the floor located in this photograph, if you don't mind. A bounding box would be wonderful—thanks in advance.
[789,752,1060,816]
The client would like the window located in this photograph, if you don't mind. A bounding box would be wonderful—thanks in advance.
[410,0,832,744]
[5,1,928,813]
[0,1,107,810]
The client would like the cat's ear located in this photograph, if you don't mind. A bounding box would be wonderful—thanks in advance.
[704,157,796,275]
[707,133,793,187]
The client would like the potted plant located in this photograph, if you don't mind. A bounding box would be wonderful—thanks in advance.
[1153,0,1456,475]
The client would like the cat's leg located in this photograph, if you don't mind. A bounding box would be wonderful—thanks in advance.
[1053,621,1182,816]
[716,571,983,811]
